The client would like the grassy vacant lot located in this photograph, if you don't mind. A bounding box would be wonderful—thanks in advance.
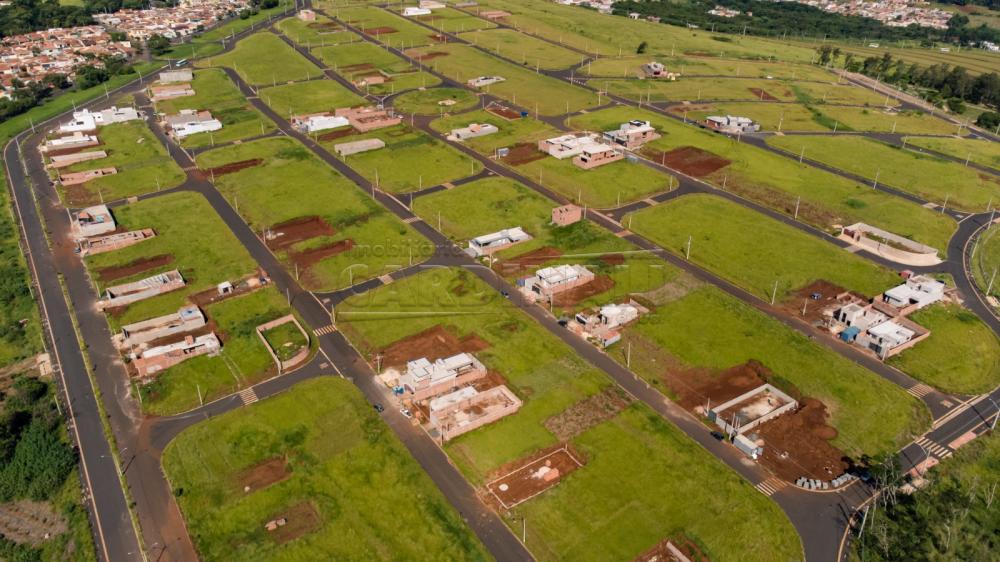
[411,7,497,32]
[391,87,479,115]
[888,303,1000,395]
[85,192,258,329]
[138,287,295,415]
[430,109,560,153]
[628,194,901,298]
[322,124,480,193]
[819,105,962,136]
[338,5,437,48]
[767,135,1000,212]
[154,68,275,148]
[595,77,890,106]
[259,79,364,116]
[338,267,800,562]
[207,33,321,86]
[972,225,1000,299]
[904,136,1000,170]
[310,41,441,95]
[621,285,927,456]
[582,55,835,81]
[58,120,186,206]
[515,151,675,208]
[413,176,675,308]
[460,28,584,70]
[163,377,489,561]
[410,43,600,115]
[567,106,957,252]
[196,137,429,291]
[275,11,340,45]
[262,321,308,361]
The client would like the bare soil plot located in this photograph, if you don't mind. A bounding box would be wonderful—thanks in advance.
[748,87,778,101]
[485,444,585,509]
[641,146,731,177]
[316,128,355,141]
[308,22,341,31]
[779,280,860,326]
[96,254,174,283]
[239,457,290,492]
[544,386,633,441]
[205,158,263,177]
[0,500,68,546]
[600,253,625,266]
[414,51,449,61]
[380,324,489,368]
[754,398,849,481]
[266,216,335,250]
[502,143,547,166]
[552,275,615,306]
[494,246,562,276]
[362,26,397,35]
[289,239,354,269]
[670,360,771,411]
[266,501,321,544]
[487,105,522,120]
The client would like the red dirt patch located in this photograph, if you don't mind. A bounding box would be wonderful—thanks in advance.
[414,51,449,61]
[96,254,174,283]
[266,502,321,544]
[754,398,849,481]
[642,145,731,177]
[494,246,562,276]
[748,87,778,101]
[362,26,397,35]
[430,33,448,42]
[486,105,522,120]
[316,128,354,141]
[289,239,354,269]
[205,158,263,177]
[600,253,625,266]
[266,216,334,250]
[502,142,547,166]
[380,324,490,368]
[551,275,615,306]
[240,457,289,492]
[484,444,585,509]
[779,280,859,326]
[307,22,341,31]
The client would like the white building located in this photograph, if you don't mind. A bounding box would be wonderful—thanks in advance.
[537,133,603,159]
[863,321,916,357]
[292,113,349,133]
[883,275,946,310]
[450,123,499,141]
[467,226,532,257]
[467,75,505,88]
[398,353,488,400]
[165,109,222,138]
[520,264,595,299]
[705,115,759,134]
[158,69,193,83]
[94,106,142,125]
[402,6,432,16]
[597,303,640,330]
[58,112,97,133]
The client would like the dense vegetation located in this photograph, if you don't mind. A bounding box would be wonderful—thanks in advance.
[613,0,1000,43]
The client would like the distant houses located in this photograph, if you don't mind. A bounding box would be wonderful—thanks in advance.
[334,106,401,132]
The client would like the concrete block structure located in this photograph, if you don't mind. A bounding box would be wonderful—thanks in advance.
[551,204,582,226]
[335,106,401,132]
[430,385,522,442]
[97,270,185,310]
[158,69,193,84]
[42,132,99,154]
[882,274,946,311]
[164,109,222,138]
[825,290,933,360]
[150,82,194,101]
[132,333,220,380]
[333,138,385,156]
[398,352,487,401]
[467,75,505,88]
[467,226,531,257]
[450,123,499,141]
[72,204,116,239]
[840,223,940,266]
[291,112,350,134]
[538,133,602,159]
[705,115,759,134]
[573,144,624,169]
[572,301,648,348]
[519,264,594,300]
[47,150,108,169]
[709,383,798,458]
[858,318,929,359]
[115,305,205,350]
[60,167,117,186]
[255,314,311,373]
[402,6,432,16]
[78,229,156,256]
[603,120,660,149]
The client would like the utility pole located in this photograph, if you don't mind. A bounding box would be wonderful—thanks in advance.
[941,194,949,214]
[794,197,800,220]
[873,168,880,190]
[987,266,998,297]
[685,235,692,259]
[770,280,778,305]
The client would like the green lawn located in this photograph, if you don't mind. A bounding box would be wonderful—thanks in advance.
[767,135,1000,212]
[904,135,1000,171]
[195,137,430,290]
[594,77,889,105]
[57,120,186,206]
[430,109,560,153]
[514,153,676,208]
[321,124,481,193]
[137,287,295,415]
[391,87,479,115]
[276,12,340,45]
[412,176,675,309]
[818,105,963,136]
[84,192,259,329]
[567,106,958,252]
[338,267,801,562]
[260,80,364,116]
[163,377,489,561]
[410,7,498,32]
[262,321,309,362]
[459,28,585,70]
[206,33,322,86]
[582,55,836,81]
[153,68,276,148]
[409,43,601,116]
[622,285,928,456]
[337,5,438,48]
[972,224,1000,300]
[311,41,441,95]
[627,194,901,298]
[888,303,1000,395]
[681,102,830,132]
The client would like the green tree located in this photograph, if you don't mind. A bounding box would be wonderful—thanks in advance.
[636,40,648,54]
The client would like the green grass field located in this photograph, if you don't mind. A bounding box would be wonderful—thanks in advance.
[627,194,901,298]
[196,137,430,291]
[275,11,341,45]
[154,68,276,148]
[409,7,498,32]
[262,320,309,361]
[260,80,364,116]
[972,225,1000,300]
[459,28,585,70]
[620,285,928,456]
[57,120,186,206]
[818,105,963,136]
[410,43,601,115]
[412,176,675,309]
[163,377,490,561]
[681,102,830,132]
[767,135,1000,212]
[430,109,560,153]
[887,303,1000,395]
[904,136,1000,171]
[391,87,479,115]
[311,41,442,94]
[594,77,890,106]
[207,33,322,86]
[337,267,801,562]
[322,124,481,193]
[582,55,836,81]
[337,5,438,48]
[567,106,957,252]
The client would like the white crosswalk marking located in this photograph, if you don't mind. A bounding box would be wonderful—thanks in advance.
[755,477,787,497]
[403,216,420,224]
[907,384,934,398]
[915,436,952,459]
[378,274,394,285]
[315,324,338,336]
[238,387,258,406]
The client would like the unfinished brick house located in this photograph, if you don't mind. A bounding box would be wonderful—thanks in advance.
[72,204,116,239]
[430,385,522,442]
[78,228,156,256]
[46,150,108,169]
[132,333,221,380]
[115,305,206,350]
[573,144,624,170]
[59,167,117,186]
[334,106,402,132]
